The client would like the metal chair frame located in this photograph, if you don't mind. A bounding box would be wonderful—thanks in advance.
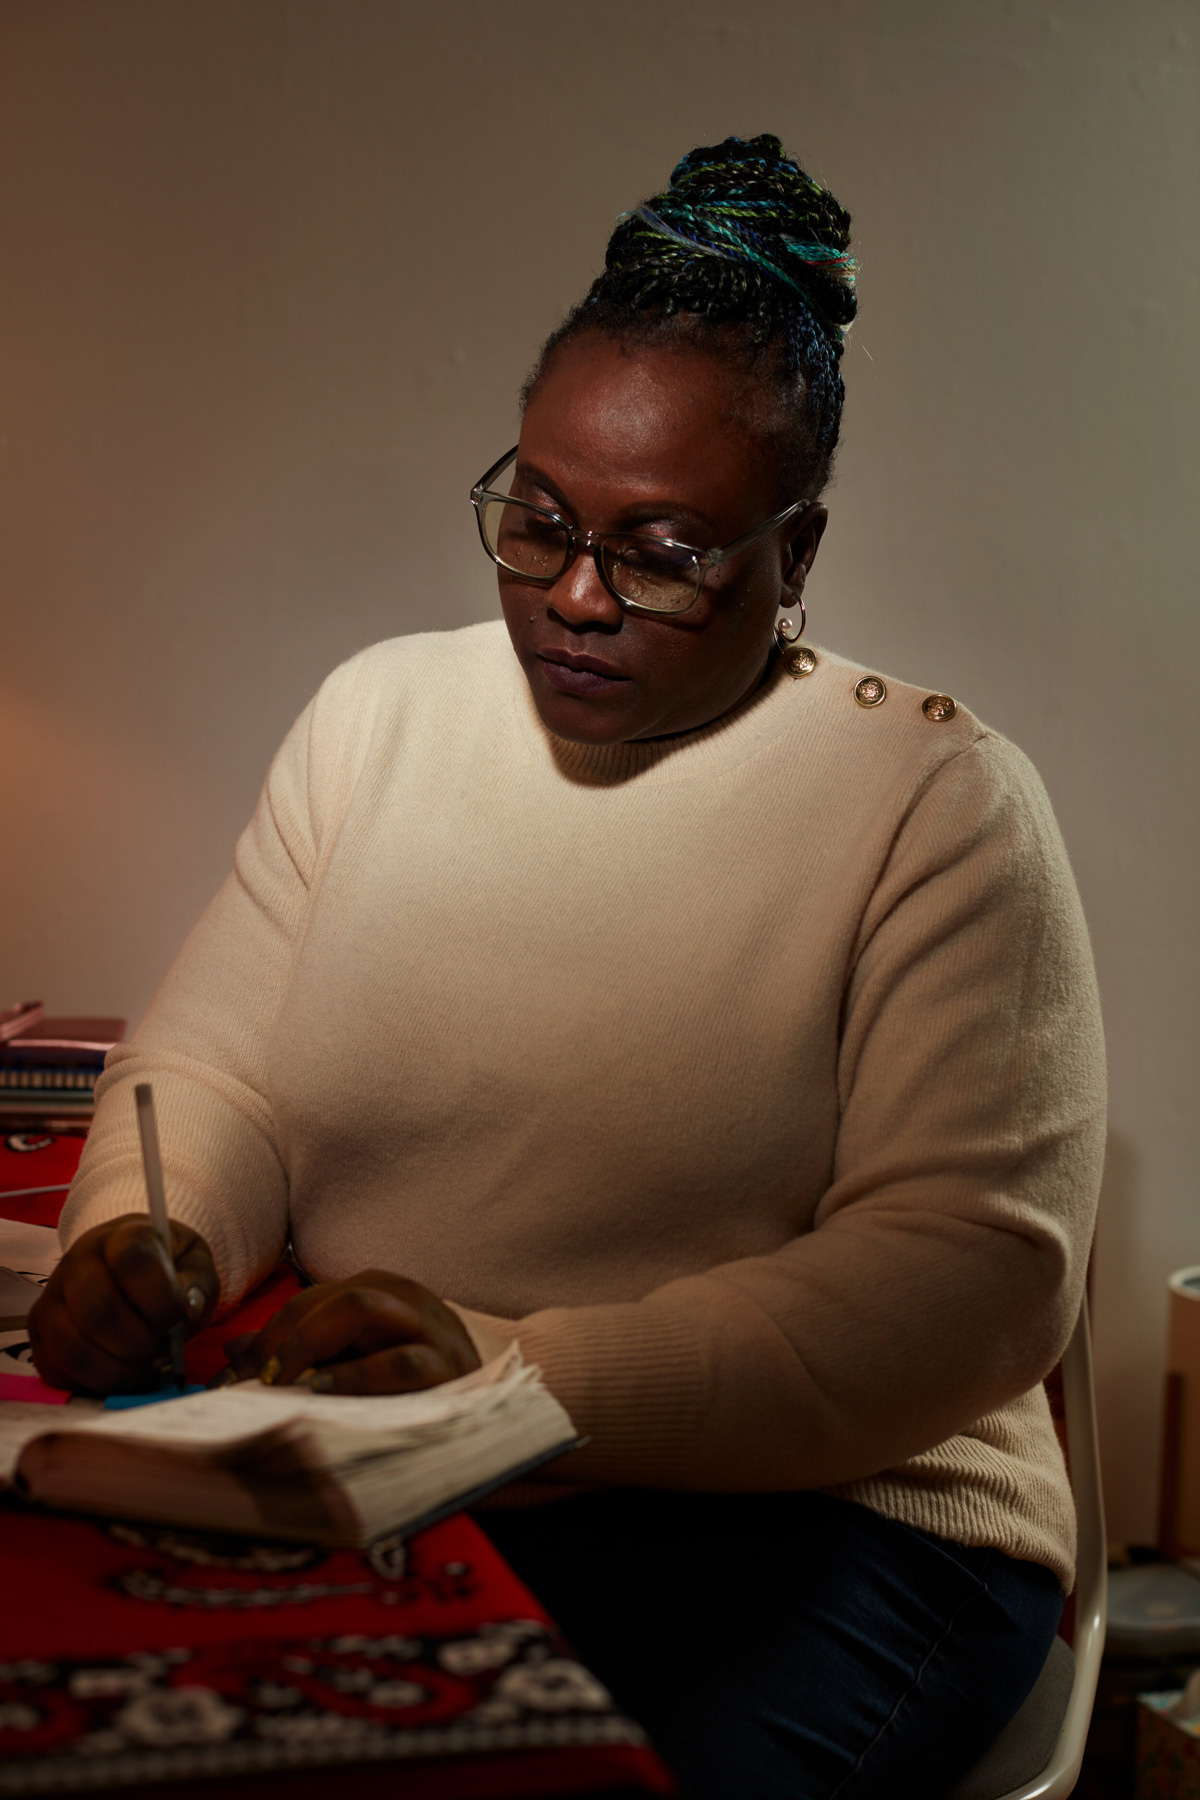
[981,1300,1108,1800]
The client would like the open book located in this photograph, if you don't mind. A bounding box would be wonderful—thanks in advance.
[0,1348,577,1547]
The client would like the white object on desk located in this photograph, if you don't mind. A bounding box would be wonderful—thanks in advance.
[0,1266,42,1328]
[0,1218,61,1281]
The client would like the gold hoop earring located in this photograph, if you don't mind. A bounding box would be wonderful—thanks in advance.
[773,592,806,649]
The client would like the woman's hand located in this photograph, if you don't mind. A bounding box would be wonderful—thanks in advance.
[220,1272,482,1394]
[27,1215,219,1395]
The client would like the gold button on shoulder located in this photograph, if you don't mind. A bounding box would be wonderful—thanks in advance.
[921,693,957,722]
[784,646,818,679]
[854,675,887,708]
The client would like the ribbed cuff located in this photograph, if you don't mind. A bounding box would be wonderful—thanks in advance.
[510,1299,707,1486]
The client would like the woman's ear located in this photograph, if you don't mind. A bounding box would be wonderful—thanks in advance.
[784,504,828,590]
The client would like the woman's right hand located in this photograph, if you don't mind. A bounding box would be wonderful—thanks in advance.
[27,1215,219,1395]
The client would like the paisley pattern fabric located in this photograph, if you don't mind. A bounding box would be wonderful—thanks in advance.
[0,1509,670,1795]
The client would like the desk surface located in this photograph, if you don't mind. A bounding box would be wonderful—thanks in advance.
[0,1131,673,1799]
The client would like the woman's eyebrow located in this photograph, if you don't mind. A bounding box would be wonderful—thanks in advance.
[513,462,718,538]
[620,501,719,538]
[514,461,574,512]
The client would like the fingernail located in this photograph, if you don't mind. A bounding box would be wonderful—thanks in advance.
[259,1355,282,1386]
[185,1285,206,1318]
[308,1370,334,1393]
[211,1366,240,1388]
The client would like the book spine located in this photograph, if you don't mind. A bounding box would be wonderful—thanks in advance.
[0,1068,96,1093]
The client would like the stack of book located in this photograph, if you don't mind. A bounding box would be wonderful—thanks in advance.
[0,1002,125,1132]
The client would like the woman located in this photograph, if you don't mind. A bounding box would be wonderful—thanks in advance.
[31,136,1104,1798]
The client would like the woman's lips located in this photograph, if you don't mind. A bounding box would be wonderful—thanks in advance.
[537,651,631,697]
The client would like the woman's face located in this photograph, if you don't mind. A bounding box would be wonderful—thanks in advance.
[499,332,827,745]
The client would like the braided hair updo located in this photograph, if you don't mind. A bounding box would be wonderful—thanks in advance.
[525,134,857,499]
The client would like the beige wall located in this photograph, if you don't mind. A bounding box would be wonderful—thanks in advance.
[2,0,1196,1544]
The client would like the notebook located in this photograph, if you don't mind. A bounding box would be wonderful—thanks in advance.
[2,1347,578,1547]
[0,1014,126,1127]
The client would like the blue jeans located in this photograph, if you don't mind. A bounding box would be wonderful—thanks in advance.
[478,1489,1063,1799]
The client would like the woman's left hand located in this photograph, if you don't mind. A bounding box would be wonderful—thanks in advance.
[218,1272,482,1393]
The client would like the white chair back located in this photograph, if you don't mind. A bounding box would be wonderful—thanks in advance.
[989,1300,1107,1800]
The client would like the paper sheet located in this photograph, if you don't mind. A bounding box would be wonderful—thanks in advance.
[0,1224,60,1390]
[0,1347,536,1483]
[0,1219,60,1281]
[75,1346,529,1451]
[0,1266,41,1322]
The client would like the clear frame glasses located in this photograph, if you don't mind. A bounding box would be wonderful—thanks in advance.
[470,446,811,617]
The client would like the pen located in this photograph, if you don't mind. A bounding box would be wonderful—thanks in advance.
[134,1081,187,1389]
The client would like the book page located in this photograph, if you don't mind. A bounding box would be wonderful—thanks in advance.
[55,1346,536,1464]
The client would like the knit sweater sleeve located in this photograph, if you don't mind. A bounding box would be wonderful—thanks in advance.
[58,658,364,1306]
[460,733,1107,1491]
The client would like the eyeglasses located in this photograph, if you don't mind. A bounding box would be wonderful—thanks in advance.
[471,447,811,617]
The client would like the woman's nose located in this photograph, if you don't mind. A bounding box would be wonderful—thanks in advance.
[547,545,623,630]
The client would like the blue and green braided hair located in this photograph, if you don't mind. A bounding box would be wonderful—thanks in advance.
[525,134,857,496]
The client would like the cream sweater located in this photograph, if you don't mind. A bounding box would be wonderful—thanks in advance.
[63,622,1105,1588]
